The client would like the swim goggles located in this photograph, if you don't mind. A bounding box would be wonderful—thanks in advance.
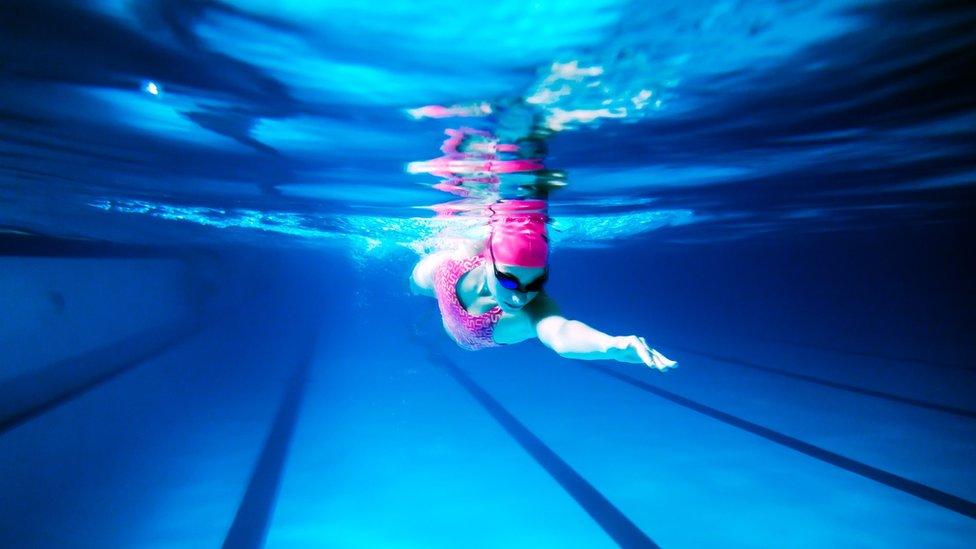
[488,241,548,293]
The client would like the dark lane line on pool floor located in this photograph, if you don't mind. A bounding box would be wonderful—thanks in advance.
[222,330,318,549]
[753,335,973,373]
[583,363,976,521]
[650,326,972,373]
[422,345,659,548]
[669,344,976,420]
[0,318,203,436]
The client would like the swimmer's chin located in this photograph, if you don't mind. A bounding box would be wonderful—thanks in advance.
[499,300,526,312]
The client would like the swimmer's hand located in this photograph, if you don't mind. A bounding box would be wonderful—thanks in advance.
[609,336,678,371]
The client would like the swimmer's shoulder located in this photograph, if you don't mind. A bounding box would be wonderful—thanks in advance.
[411,241,485,296]
[411,252,447,296]
[409,247,468,295]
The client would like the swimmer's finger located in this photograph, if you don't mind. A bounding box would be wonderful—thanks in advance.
[632,338,655,368]
[651,349,678,370]
[636,336,677,371]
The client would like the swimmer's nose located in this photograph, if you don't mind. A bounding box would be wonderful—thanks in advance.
[511,294,523,305]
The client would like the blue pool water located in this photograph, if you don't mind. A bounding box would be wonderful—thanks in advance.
[1,1,974,547]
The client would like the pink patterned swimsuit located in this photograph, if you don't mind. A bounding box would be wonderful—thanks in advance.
[433,255,503,351]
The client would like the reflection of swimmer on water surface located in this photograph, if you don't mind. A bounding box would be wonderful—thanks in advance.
[408,124,565,200]
[409,200,676,370]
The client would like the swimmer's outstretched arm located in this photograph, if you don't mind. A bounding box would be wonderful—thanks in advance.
[529,294,677,371]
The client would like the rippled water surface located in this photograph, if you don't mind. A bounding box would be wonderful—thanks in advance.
[3,0,972,252]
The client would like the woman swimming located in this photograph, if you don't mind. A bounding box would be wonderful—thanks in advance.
[409,199,677,370]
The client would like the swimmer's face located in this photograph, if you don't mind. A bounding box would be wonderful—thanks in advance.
[487,262,547,312]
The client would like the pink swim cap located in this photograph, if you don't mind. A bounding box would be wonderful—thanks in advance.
[486,200,549,268]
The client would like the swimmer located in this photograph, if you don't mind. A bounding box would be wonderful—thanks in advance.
[409,201,677,370]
